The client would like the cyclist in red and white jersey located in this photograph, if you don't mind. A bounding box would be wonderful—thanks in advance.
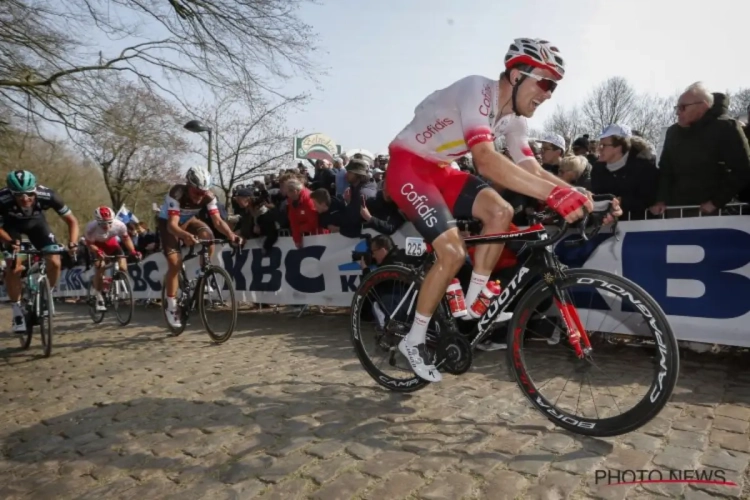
[386,38,621,382]
[84,206,141,311]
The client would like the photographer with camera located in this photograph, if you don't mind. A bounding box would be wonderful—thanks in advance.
[354,234,425,329]
[231,186,278,255]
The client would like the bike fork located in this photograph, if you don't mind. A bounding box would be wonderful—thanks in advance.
[553,290,591,358]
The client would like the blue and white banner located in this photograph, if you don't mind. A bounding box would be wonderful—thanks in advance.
[1,216,749,347]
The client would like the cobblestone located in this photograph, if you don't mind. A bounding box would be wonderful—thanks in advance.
[0,305,749,498]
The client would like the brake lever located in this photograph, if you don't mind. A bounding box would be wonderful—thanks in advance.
[578,208,591,241]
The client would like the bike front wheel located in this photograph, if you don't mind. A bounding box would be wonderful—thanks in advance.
[198,265,237,344]
[507,268,679,437]
[38,276,53,358]
[112,271,134,326]
[87,282,105,324]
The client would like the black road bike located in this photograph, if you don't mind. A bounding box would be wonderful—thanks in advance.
[161,239,237,344]
[350,201,680,437]
[86,254,135,326]
[11,243,69,358]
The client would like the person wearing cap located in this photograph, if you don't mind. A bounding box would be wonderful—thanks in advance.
[591,124,659,221]
[340,158,378,238]
[372,167,384,189]
[538,132,566,175]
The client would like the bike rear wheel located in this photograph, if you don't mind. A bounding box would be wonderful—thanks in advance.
[198,266,237,344]
[38,276,53,358]
[350,265,458,393]
[507,268,679,437]
[112,271,134,326]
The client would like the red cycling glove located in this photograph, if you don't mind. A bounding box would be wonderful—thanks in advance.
[546,186,588,218]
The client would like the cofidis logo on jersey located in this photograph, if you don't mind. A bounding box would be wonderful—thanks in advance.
[401,183,438,228]
[479,83,492,116]
[415,118,454,144]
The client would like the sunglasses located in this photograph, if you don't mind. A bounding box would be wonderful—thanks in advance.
[519,71,558,93]
[13,191,36,199]
[673,101,702,112]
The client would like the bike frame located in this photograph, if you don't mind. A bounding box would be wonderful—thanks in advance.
[178,239,223,313]
[393,216,604,359]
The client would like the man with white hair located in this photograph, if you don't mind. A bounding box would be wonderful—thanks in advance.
[651,82,750,215]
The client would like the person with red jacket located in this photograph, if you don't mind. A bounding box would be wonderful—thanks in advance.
[285,177,320,248]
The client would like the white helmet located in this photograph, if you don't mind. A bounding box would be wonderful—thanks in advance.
[504,38,565,79]
[94,206,115,223]
[186,166,211,191]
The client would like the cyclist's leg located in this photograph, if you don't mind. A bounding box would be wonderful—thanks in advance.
[184,218,214,266]
[386,148,467,382]
[2,224,24,302]
[158,218,184,327]
[26,219,62,289]
[438,173,514,316]
[2,224,26,332]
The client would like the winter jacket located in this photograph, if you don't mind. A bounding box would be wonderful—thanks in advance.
[657,93,750,207]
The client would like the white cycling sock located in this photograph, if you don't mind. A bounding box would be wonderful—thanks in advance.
[406,312,431,345]
[11,301,22,316]
[466,272,490,305]
[166,296,177,310]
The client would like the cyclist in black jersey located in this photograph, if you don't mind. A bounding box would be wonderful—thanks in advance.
[0,170,79,332]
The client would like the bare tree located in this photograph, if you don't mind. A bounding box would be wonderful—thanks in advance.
[0,0,320,134]
[727,87,750,118]
[628,94,675,145]
[77,79,189,210]
[581,77,637,133]
[197,94,303,202]
[543,105,584,148]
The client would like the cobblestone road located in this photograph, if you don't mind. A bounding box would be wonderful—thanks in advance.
[0,304,749,499]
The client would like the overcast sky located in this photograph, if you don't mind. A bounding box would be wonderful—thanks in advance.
[272,0,749,155]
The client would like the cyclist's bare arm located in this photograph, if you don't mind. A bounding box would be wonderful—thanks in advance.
[209,211,237,241]
[61,212,79,245]
[471,142,560,201]
[167,215,195,242]
[121,235,137,254]
[517,155,571,188]
[0,228,13,245]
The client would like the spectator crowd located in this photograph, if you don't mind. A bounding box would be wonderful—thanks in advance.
[59,81,750,276]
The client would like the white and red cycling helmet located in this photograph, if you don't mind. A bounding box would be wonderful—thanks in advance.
[94,206,115,223]
[504,38,565,79]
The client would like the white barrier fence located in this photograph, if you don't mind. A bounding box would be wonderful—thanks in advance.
[2,215,750,347]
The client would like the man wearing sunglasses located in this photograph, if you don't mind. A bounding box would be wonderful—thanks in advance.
[385,38,622,382]
[157,166,241,329]
[0,170,80,333]
[84,206,142,312]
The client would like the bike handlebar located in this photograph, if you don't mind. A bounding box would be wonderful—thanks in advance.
[526,194,618,249]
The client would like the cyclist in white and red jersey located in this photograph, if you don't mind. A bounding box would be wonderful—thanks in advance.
[158,166,241,328]
[386,38,621,382]
[84,206,141,311]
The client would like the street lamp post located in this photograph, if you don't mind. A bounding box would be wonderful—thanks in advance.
[183,120,214,174]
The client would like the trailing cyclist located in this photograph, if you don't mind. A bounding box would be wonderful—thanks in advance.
[157,166,241,329]
[384,38,621,382]
[84,206,142,312]
[0,171,79,332]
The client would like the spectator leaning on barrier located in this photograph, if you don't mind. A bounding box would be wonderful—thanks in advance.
[311,188,346,233]
[340,158,378,238]
[651,82,750,216]
[285,177,319,248]
[360,178,406,236]
[591,124,659,221]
